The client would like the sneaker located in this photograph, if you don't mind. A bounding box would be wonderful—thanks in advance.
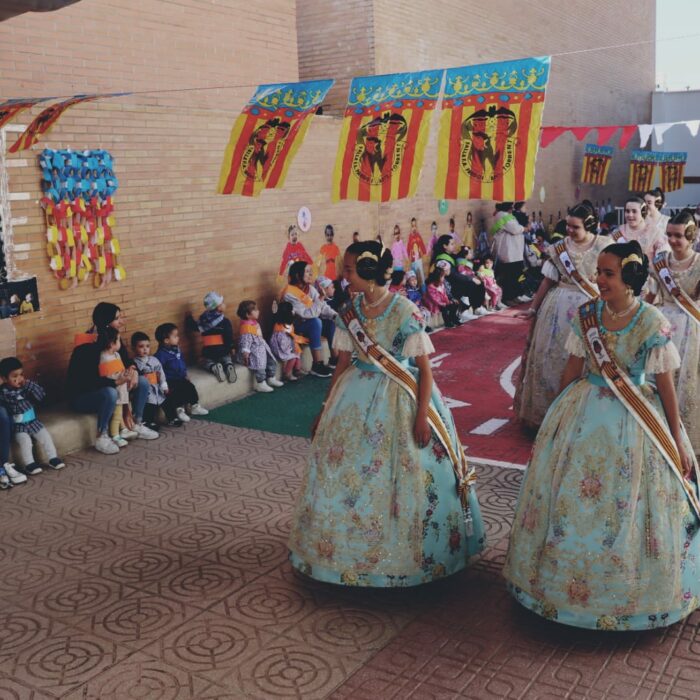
[0,467,10,490]
[190,403,209,416]
[134,423,160,440]
[267,377,284,388]
[475,307,489,316]
[460,310,476,322]
[4,463,28,485]
[21,463,43,476]
[176,407,191,423]
[517,295,532,303]
[211,363,225,382]
[95,434,120,455]
[310,363,332,378]
[254,380,274,393]
[167,417,184,427]
[145,422,160,432]
[48,458,66,470]
[120,427,139,440]
[496,302,507,310]
[112,435,129,448]
[460,296,471,306]
[284,374,298,382]
[225,364,238,383]
[328,356,338,368]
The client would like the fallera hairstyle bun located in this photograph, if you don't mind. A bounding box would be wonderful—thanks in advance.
[567,201,599,233]
[645,187,665,209]
[668,208,698,242]
[346,240,393,286]
[625,195,648,219]
[602,241,649,296]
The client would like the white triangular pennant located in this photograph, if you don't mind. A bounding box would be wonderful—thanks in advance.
[638,124,653,148]
[654,122,673,145]
[685,120,700,137]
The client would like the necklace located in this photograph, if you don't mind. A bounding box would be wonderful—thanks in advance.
[362,290,389,309]
[670,251,696,269]
[605,298,639,319]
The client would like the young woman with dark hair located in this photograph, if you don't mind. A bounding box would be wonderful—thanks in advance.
[431,234,487,314]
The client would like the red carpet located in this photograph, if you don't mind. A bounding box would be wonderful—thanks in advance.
[430,307,534,466]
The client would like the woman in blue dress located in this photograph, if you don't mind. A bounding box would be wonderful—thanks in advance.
[288,241,484,586]
[504,241,700,630]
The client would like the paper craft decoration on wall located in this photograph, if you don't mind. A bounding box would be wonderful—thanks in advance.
[628,151,660,192]
[435,56,551,201]
[332,69,442,202]
[659,152,687,192]
[0,97,51,130]
[39,149,125,289]
[580,144,613,185]
[218,79,333,197]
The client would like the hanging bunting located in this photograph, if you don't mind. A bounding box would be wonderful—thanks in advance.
[628,150,660,192]
[0,97,52,130]
[217,79,333,197]
[332,69,442,202]
[435,56,551,201]
[659,152,687,192]
[580,144,613,185]
[618,125,638,150]
[595,126,618,146]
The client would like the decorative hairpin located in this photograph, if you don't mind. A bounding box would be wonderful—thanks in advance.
[357,251,379,263]
[621,254,643,267]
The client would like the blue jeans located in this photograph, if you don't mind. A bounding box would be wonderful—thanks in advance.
[0,405,10,464]
[294,317,335,353]
[70,387,118,434]
[131,375,149,422]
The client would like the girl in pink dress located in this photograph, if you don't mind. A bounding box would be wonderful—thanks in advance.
[477,256,505,310]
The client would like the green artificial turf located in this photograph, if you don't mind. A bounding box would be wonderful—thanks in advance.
[204,376,328,438]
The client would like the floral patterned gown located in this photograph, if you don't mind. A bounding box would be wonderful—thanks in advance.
[504,300,700,630]
[514,235,610,428]
[288,294,485,586]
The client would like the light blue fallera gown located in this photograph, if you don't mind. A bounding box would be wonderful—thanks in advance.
[504,300,700,630]
[288,293,485,586]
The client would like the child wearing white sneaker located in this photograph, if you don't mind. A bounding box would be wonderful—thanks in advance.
[197,291,237,384]
[269,301,304,382]
[154,323,209,422]
[0,357,65,476]
[98,328,133,448]
[131,332,171,428]
[236,300,284,393]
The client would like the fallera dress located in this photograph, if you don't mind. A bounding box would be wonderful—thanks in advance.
[651,251,700,457]
[514,235,610,428]
[504,300,700,630]
[288,293,485,586]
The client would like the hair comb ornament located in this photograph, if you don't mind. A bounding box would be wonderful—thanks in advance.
[621,254,643,267]
[357,251,379,263]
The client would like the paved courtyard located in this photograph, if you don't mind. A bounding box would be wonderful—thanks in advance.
[1,419,700,699]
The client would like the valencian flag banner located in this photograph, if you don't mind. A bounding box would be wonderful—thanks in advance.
[434,56,550,201]
[580,144,613,185]
[0,97,51,130]
[659,152,687,192]
[9,94,101,153]
[332,70,443,202]
[217,79,333,197]
[628,150,661,192]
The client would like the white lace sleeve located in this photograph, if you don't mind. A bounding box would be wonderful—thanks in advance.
[332,327,355,353]
[564,329,586,358]
[402,331,435,357]
[542,259,560,282]
[645,342,681,374]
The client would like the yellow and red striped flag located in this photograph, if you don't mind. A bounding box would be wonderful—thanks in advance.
[628,151,659,192]
[9,94,98,153]
[331,70,443,202]
[580,144,613,185]
[217,79,333,197]
[659,152,686,192]
[434,56,551,202]
[0,97,51,130]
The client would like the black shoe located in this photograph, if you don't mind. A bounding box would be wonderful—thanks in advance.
[167,418,184,427]
[425,326,433,333]
[225,364,238,383]
[328,356,338,368]
[48,458,66,470]
[310,362,332,378]
[21,463,43,476]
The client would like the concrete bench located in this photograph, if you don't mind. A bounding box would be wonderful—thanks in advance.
[9,340,329,462]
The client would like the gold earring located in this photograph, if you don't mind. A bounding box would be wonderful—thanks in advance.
[369,281,375,295]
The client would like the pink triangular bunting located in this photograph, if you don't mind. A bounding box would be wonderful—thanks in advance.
[596,126,619,146]
[618,125,637,149]
[569,126,592,141]
[540,126,567,148]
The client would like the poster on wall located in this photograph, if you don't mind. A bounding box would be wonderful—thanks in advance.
[0,277,40,318]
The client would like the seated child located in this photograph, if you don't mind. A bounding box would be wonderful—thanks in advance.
[388,270,407,295]
[154,323,209,422]
[270,301,306,382]
[198,291,237,384]
[236,300,285,393]
[327,277,350,312]
[404,270,432,332]
[99,328,135,448]
[131,331,171,429]
[0,356,65,475]
[315,276,335,302]
[477,257,505,310]
[423,267,460,328]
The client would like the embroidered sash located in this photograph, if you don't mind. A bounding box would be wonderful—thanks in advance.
[340,302,477,517]
[99,358,125,377]
[282,285,313,308]
[144,371,158,385]
[553,241,598,298]
[578,300,700,518]
[653,252,700,326]
[612,229,627,243]
[202,334,225,346]
[240,320,262,337]
[273,323,308,354]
